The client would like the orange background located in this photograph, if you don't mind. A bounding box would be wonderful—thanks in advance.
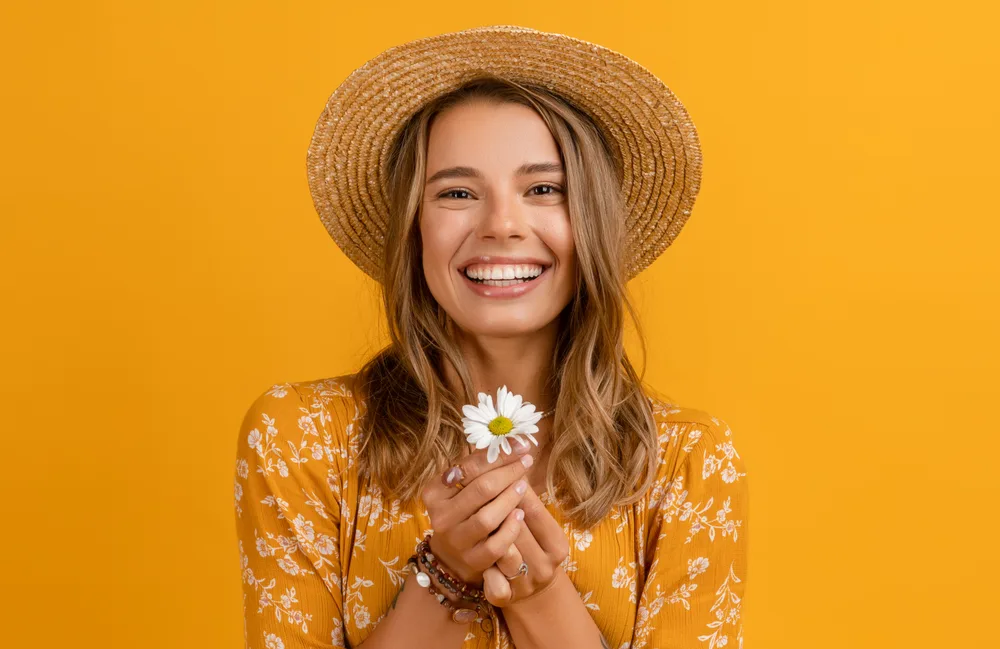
[2,2,997,647]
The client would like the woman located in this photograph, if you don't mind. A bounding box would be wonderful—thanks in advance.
[234,25,748,649]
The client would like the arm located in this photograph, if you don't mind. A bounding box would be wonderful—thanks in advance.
[630,416,749,649]
[235,384,349,648]
[354,561,476,649]
[235,383,479,649]
[502,567,607,649]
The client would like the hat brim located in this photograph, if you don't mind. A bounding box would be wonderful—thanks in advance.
[306,24,703,283]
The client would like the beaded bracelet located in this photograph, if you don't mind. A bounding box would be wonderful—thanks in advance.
[418,545,484,605]
[415,535,486,605]
[406,555,494,634]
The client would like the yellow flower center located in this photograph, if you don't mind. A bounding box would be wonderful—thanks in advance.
[488,416,514,436]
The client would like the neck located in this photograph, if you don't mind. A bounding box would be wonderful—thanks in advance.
[441,319,559,432]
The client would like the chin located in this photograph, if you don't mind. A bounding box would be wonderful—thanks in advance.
[459,311,559,337]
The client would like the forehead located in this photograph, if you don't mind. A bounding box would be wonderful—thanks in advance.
[425,100,561,172]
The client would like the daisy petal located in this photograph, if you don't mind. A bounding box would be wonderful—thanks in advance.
[477,402,497,421]
[507,394,524,419]
[487,443,500,463]
[510,433,533,450]
[475,436,492,450]
[462,405,491,424]
[511,415,537,429]
[514,403,537,420]
[497,386,508,418]
[512,424,539,436]
[504,393,522,418]
[500,436,511,455]
[465,427,489,442]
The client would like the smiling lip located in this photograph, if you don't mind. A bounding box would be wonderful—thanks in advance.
[458,265,550,299]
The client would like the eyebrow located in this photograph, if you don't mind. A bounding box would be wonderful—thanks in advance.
[425,161,564,185]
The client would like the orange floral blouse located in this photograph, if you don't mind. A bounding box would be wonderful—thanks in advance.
[233,375,748,649]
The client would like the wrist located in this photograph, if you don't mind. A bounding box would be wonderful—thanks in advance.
[407,545,495,634]
[425,566,464,605]
[418,536,486,604]
[425,534,483,587]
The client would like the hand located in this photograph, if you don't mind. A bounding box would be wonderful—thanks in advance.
[481,482,570,608]
[421,439,534,585]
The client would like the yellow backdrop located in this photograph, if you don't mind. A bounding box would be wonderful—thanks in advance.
[2,1,997,647]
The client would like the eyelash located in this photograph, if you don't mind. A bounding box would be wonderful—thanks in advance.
[438,184,563,200]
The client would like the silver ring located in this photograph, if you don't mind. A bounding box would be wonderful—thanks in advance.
[504,561,528,581]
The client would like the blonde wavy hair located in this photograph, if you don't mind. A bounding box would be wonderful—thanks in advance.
[352,76,664,530]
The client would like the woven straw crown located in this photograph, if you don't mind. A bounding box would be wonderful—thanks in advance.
[306,24,703,284]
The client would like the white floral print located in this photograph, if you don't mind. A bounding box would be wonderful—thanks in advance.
[235,376,748,648]
[688,557,710,580]
[630,402,749,649]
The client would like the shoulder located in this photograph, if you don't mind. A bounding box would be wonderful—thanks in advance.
[635,392,747,542]
[284,373,364,426]
[652,399,736,449]
[242,373,361,425]
[641,387,746,489]
[239,373,364,468]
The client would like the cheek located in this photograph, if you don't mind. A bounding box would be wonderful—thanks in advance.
[420,218,465,279]
[547,219,577,268]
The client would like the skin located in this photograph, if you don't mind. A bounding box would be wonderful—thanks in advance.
[420,98,577,489]
[416,99,606,648]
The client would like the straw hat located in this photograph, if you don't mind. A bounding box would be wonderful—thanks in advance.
[306,24,703,284]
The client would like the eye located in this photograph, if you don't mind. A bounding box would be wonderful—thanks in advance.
[439,189,472,200]
[530,183,563,196]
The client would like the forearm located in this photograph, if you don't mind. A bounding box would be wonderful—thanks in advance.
[502,569,605,649]
[356,568,476,649]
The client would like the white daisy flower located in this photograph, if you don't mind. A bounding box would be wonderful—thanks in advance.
[462,385,542,463]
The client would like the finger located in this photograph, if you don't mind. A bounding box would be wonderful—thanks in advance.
[449,471,528,548]
[483,565,513,607]
[421,457,462,508]
[439,448,534,531]
[458,436,533,488]
[494,540,525,578]
[510,515,548,570]
[518,485,569,558]
[465,505,525,570]
[422,437,530,509]
[421,455,473,505]
[505,519,567,593]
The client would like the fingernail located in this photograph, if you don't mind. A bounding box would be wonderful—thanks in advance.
[443,465,464,486]
[515,509,524,521]
[514,438,530,453]
[515,480,527,494]
[520,454,533,468]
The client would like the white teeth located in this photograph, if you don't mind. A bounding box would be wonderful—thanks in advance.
[464,263,545,281]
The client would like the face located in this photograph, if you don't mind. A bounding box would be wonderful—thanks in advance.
[419,99,577,338]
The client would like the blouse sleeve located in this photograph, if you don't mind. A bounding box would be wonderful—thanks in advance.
[631,415,749,649]
[233,383,351,649]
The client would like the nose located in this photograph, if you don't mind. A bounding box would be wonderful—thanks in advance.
[475,188,527,242]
